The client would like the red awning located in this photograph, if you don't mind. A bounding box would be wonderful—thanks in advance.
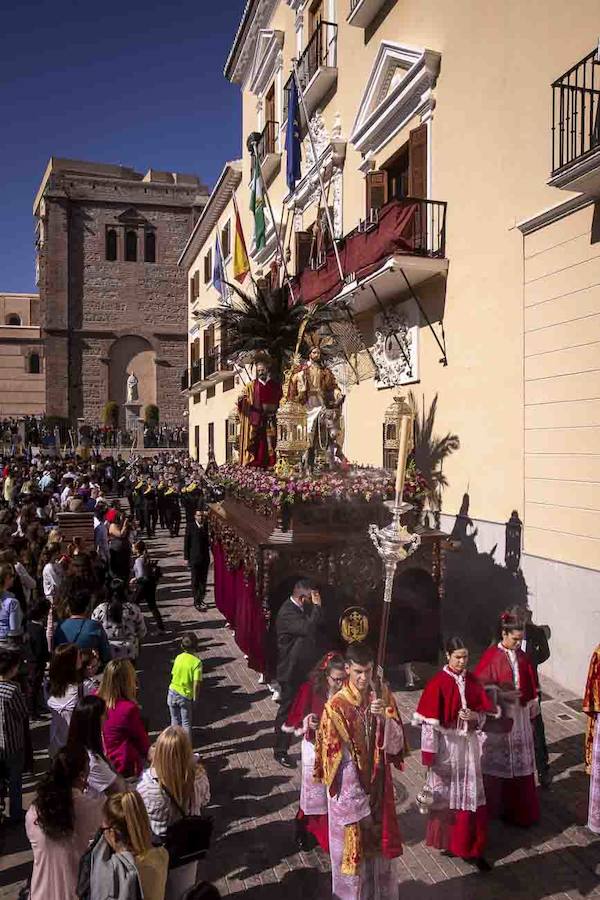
[294,199,420,306]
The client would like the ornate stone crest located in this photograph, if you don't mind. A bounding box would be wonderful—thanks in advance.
[372,307,419,388]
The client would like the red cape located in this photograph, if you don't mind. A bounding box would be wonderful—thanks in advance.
[474,645,538,705]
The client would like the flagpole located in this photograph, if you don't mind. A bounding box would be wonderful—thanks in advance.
[292,62,344,284]
[247,134,297,303]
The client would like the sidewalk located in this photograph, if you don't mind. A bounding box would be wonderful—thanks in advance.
[0,526,597,899]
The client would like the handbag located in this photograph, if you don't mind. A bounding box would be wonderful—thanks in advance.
[155,781,213,869]
[76,827,104,900]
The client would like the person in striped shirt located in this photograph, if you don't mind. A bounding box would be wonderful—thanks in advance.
[0,645,29,824]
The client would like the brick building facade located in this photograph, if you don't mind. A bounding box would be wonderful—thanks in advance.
[34,158,208,427]
[0,293,45,416]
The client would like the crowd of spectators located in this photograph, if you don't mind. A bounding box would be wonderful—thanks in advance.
[0,449,218,900]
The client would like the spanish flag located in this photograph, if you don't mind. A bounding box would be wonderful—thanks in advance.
[233,194,250,283]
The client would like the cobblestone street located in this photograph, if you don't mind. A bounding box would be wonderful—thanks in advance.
[0,527,598,899]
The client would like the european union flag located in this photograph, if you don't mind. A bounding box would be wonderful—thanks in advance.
[212,234,226,298]
[286,77,302,192]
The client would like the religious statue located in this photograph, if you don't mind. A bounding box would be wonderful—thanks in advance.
[126,371,139,403]
[237,354,283,468]
[288,345,344,469]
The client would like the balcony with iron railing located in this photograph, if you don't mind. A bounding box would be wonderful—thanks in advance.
[347,0,390,29]
[293,194,448,310]
[284,21,338,122]
[550,47,600,193]
[256,119,281,183]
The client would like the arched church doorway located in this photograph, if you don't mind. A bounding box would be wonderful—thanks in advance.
[108,335,156,427]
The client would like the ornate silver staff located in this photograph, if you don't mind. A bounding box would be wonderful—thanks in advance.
[369,396,421,687]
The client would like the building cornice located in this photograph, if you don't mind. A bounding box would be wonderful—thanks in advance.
[224,0,279,86]
[350,43,440,158]
[516,193,593,235]
[178,161,243,269]
[249,29,285,96]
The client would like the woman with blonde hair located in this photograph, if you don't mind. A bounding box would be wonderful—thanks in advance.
[91,790,168,900]
[138,726,210,899]
[98,659,150,777]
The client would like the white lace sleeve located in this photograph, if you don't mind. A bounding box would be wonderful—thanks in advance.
[421,722,438,756]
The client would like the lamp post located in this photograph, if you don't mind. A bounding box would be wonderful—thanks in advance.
[369,396,421,686]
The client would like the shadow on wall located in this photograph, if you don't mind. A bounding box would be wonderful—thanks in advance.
[442,492,528,652]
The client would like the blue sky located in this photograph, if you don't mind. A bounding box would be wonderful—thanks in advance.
[0,0,245,292]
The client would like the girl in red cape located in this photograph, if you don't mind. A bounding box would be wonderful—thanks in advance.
[283,651,346,852]
[413,636,500,872]
[474,609,541,827]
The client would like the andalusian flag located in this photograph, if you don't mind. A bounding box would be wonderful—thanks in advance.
[232,194,250,283]
[250,155,266,250]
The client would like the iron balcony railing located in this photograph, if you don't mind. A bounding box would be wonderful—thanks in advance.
[552,47,600,174]
[365,194,448,259]
[204,344,233,379]
[284,21,338,120]
[257,120,279,161]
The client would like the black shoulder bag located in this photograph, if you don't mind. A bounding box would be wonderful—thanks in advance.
[157,781,213,869]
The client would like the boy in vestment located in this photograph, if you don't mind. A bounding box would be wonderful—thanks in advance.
[314,642,405,900]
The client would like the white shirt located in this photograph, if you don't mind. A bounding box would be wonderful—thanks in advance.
[42,562,63,602]
[86,750,118,797]
[15,561,36,608]
[48,681,94,757]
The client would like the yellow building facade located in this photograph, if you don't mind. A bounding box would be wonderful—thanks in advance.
[182,0,600,692]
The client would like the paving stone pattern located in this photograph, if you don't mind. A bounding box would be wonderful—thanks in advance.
[0,528,598,898]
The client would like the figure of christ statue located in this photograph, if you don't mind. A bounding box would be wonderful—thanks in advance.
[288,346,344,467]
[237,356,283,468]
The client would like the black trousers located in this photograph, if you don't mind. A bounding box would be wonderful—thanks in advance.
[166,506,181,537]
[533,695,550,775]
[190,559,209,603]
[136,582,164,630]
[274,680,299,755]
[146,507,158,537]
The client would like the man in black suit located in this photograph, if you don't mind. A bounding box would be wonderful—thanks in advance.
[184,508,210,612]
[273,578,323,768]
[521,606,552,788]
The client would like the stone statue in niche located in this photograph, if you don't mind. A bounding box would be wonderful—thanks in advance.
[126,371,139,403]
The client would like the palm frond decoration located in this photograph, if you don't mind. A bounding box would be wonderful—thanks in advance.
[194,280,349,378]
[408,391,460,509]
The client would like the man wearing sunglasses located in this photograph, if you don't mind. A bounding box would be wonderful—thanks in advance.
[273,578,323,768]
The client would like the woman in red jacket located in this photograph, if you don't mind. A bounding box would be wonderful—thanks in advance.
[474,609,541,827]
[414,636,499,871]
[98,659,150,778]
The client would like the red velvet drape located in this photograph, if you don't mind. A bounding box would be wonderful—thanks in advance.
[211,540,267,674]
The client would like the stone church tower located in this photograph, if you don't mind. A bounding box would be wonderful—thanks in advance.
[34,158,208,426]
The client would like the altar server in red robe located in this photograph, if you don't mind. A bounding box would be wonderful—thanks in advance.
[583,642,600,833]
[283,651,346,851]
[237,354,282,468]
[474,610,540,827]
[314,642,406,900]
[413,636,500,871]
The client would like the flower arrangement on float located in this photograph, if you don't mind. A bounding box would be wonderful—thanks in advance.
[213,460,428,517]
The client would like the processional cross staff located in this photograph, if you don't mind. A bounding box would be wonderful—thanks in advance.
[369,396,422,693]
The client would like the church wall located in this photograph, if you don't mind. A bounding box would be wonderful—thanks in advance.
[36,162,207,426]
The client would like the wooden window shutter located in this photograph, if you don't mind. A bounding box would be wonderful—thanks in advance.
[366,171,388,215]
[408,124,427,199]
[295,231,313,275]
[193,271,200,299]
